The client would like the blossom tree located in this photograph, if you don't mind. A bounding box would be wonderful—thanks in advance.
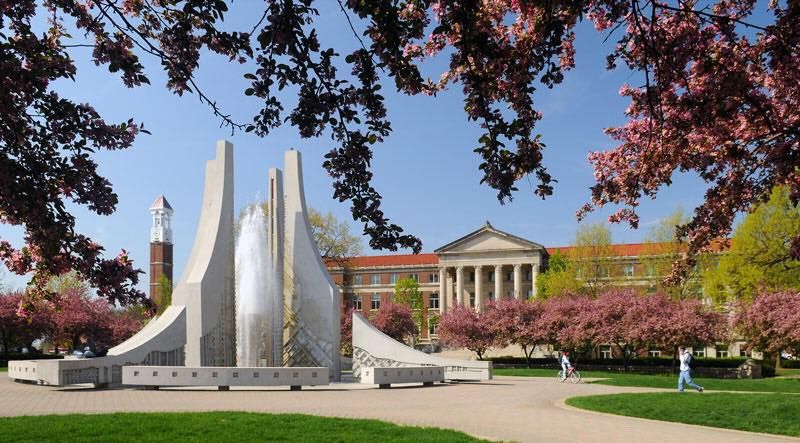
[541,294,596,358]
[0,291,51,357]
[340,307,354,356]
[585,289,656,369]
[44,285,149,352]
[734,291,800,369]
[371,302,416,344]
[485,298,546,367]
[577,1,800,277]
[4,0,798,309]
[648,296,726,371]
[437,305,496,360]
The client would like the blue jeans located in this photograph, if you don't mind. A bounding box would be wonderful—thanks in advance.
[678,370,701,391]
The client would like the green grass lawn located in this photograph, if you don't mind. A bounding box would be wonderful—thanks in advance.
[0,367,6,372]
[494,368,800,393]
[566,392,800,437]
[777,368,800,377]
[0,412,485,442]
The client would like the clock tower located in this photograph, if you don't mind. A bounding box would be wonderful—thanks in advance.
[149,195,174,308]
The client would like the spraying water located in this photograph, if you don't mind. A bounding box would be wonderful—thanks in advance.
[235,204,275,367]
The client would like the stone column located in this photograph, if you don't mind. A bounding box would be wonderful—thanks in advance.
[531,263,539,299]
[439,267,447,313]
[513,264,522,300]
[494,264,503,300]
[445,269,454,311]
[456,266,464,306]
[474,265,483,312]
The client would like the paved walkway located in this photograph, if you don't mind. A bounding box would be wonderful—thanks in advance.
[0,375,794,442]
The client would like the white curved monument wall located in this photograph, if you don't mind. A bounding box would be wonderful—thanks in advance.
[282,150,341,380]
[171,140,235,366]
[352,312,492,381]
[9,141,235,385]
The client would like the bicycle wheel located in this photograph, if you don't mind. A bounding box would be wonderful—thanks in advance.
[556,370,565,382]
[570,370,581,384]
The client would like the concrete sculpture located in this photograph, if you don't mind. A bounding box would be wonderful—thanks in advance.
[9,141,235,385]
[9,141,341,386]
[352,312,492,381]
[281,151,340,376]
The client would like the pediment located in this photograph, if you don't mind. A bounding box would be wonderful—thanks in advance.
[435,222,545,254]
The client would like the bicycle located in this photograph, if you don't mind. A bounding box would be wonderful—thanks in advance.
[556,367,582,384]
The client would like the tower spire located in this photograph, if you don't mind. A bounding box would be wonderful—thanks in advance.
[149,195,174,308]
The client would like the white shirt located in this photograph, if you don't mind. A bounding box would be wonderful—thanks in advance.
[561,355,571,368]
[680,351,692,372]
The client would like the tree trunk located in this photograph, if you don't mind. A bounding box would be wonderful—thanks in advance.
[522,345,531,368]
[671,346,678,374]
[776,354,782,371]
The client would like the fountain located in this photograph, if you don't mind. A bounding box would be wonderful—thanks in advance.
[8,141,341,386]
[235,204,272,367]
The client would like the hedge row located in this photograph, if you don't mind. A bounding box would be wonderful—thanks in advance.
[488,356,750,368]
[1,353,63,367]
[781,359,800,369]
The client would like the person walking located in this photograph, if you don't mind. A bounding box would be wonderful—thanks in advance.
[678,346,704,393]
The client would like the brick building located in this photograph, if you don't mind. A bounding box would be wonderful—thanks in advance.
[327,221,745,357]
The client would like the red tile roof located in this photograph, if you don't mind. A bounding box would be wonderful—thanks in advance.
[546,243,663,257]
[326,241,728,269]
[326,253,439,268]
[547,240,728,257]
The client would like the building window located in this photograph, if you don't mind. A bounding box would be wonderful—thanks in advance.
[600,346,612,359]
[352,295,362,310]
[525,271,532,281]
[623,264,634,277]
[716,347,729,358]
[428,321,438,336]
[469,293,476,308]
[429,293,439,309]
[409,273,419,282]
[487,271,494,282]
[527,289,533,299]
[371,274,380,285]
[354,275,362,285]
[469,272,475,282]
[646,264,657,277]
[648,350,661,357]
[429,273,439,283]
[739,347,749,358]
[506,271,513,282]
[371,294,381,310]
[389,273,398,284]
[692,348,706,358]
[488,291,494,301]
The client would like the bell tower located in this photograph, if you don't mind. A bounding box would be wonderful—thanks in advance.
[149,195,174,308]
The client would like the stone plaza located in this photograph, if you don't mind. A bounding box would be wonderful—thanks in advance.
[0,374,790,443]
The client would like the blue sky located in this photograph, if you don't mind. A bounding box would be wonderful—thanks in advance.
[1,4,709,291]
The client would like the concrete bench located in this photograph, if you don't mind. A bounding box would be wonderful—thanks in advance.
[122,366,328,391]
[8,360,40,383]
[360,366,444,389]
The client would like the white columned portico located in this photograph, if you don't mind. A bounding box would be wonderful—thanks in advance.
[513,264,522,300]
[531,263,539,299]
[474,265,483,311]
[455,266,464,306]
[439,267,447,313]
[494,264,502,300]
